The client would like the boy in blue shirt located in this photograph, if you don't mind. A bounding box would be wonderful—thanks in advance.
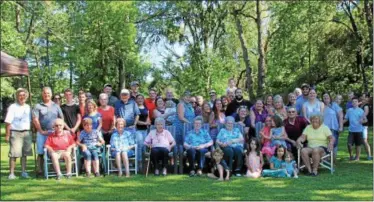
[344,96,367,161]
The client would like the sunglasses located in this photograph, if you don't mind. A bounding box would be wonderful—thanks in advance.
[54,124,63,127]
[288,111,296,113]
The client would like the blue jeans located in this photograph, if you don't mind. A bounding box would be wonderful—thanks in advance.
[186,148,208,171]
[136,130,147,161]
[82,148,99,161]
[331,129,339,156]
[255,122,264,139]
[222,145,243,172]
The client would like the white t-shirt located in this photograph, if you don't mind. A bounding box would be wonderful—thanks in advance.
[5,103,31,130]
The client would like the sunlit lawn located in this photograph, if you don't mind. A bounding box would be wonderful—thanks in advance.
[0,124,373,201]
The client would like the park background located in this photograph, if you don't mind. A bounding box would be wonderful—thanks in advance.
[1,0,373,201]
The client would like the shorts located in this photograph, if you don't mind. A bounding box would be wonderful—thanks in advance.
[9,131,33,158]
[49,150,71,160]
[82,148,100,161]
[111,150,135,158]
[319,146,328,154]
[37,132,48,155]
[348,132,363,146]
[362,126,368,139]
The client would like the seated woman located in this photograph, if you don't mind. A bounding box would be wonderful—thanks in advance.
[110,118,136,177]
[297,113,334,176]
[144,117,176,176]
[184,116,213,177]
[216,116,244,176]
[250,99,268,138]
[44,118,76,180]
[77,118,105,177]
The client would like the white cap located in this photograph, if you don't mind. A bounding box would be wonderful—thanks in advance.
[120,89,130,94]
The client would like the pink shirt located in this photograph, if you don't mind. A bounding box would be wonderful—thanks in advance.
[144,129,175,149]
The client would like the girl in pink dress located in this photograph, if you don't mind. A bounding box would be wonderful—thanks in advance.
[260,116,276,162]
[245,138,263,178]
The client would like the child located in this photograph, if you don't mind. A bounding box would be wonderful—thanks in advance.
[207,147,230,181]
[262,146,288,178]
[270,115,288,148]
[282,151,298,178]
[245,138,263,178]
[226,78,237,96]
[344,96,367,161]
[260,116,276,162]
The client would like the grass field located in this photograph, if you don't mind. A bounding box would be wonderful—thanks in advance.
[0,124,373,201]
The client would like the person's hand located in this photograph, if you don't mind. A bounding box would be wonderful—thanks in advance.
[328,142,334,152]
[145,121,151,126]
[70,128,76,134]
[81,144,87,151]
[96,142,102,147]
[339,127,343,132]
[297,141,303,149]
[195,146,202,150]
[290,140,297,147]
[42,130,49,136]
[129,125,136,128]
[5,135,10,143]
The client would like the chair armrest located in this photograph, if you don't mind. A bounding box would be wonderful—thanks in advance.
[106,144,111,148]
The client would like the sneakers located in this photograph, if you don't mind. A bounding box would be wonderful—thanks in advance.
[235,173,242,177]
[94,172,100,177]
[66,174,72,179]
[367,156,373,160]
[86,173,92,178]
[56,174,63,180]
[21,172,30,179]
[189,170,196,177]
[8,174,16,180]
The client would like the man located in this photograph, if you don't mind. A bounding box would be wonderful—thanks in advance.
[103,84,118,107]
[78,90,87,117]
[165,88,179,105]
[114,89,140,128]
[225,88,253,117]
[283,106,309,159]
[144,88,157,121]
[5,88,33,179]
[208,89,217,108]
[44,118,76,180]
[346,91,355,110]
[61,88,81,139]
[295,83,310,115]
[130,81,140,100]
[196,95,204,108]
[33,87,64,176]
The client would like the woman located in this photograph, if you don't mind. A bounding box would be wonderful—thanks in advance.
[209,99,226,142]
[360,93,373,160]
[265,95,274,115]
[234,106,251,140]
[201,102,211,124]
[273,95,288,120]
[287,93,297,109]
[153,97,175,124]
[84,100,102,131]
[249,99,268,138]
[221,95,229,113]
[184,116,213,177]
[53,94,62,106]
[77,118,105,177]
[135,94,151,171]
[191,96,202,116]
[302,89,325,123]
[78,90,87,117]
[322,92,343,160]
[98,93,115,144]
[144,117,176,176]
[297,114,334,176]
[110,118,136,177]
[216,116,245,176]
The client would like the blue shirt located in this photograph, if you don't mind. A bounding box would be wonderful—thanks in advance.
[83,112,102,130]
[216,128,243,148]
[184,129,212,147]
[79,129,103,149]
[33,102,64,130]
[282,160,296,175]
[323,102,342,131]
[114,100,140,126]
[110,130,136,152]
[346,101,353,110]
[270,156,284,169]
[345,107,365,132]
[295,96,308,116]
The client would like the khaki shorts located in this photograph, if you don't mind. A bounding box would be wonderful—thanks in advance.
[9,131,33,158]
[50,150,72,160]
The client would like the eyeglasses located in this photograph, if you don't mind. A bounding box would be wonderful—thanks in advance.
[54,97,61,100]
[288,111,296,114]
[54,124,63,127]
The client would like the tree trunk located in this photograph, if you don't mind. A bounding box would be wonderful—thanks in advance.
[358,47,369,93]
[15,4,20,32]
[118,58,125,94]
[364,0,373,62]
[234,14,255,100]
[256,0,265,98]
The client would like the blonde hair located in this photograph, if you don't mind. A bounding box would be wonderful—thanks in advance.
[15,88,29,103]
[310,113,324,125]
[82,117,93,125]
[87,100,98,111]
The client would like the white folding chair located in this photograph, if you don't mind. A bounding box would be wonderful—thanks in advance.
[297,148,334,174]
[106,145,138,175]
[43,147,79,179]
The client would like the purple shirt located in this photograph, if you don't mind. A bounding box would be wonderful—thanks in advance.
[250,106,268,123]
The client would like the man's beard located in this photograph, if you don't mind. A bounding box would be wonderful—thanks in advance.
[235,95,243,101]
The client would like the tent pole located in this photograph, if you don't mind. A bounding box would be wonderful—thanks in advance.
[27,76,37,177]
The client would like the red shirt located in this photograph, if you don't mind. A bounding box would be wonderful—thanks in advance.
[45,131,75,151]
[144,98,156,120]
[283,116,309,141]
[98,106,115,132]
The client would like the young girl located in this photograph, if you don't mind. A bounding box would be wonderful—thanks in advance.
[282,151,298,178]
[245,138,263,178]
[207,147,230,181]
[262,146,288,178]
[260,116,276,162]
[84,100,102,131]
[270,115,288,148]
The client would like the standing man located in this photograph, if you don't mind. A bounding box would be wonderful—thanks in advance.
[115,89,140,129]
[5,88,33,179]
[61,88,81,140]
[225,88,253,117]
[33,87,64,176]
[346,91,355,110]
[103,84,118,107]
[208,90,217,108]
[144,88,158,121]
[295,83,310,115]
[165,88,179,105]
[130,81,140,100]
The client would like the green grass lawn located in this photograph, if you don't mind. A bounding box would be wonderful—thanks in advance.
[0,124,373,201]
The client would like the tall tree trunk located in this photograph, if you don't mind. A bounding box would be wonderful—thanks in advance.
[234,14,255,100]
[364,0,373,62]
[15,4,20,32]
[118,58,125,94]
[358,47,369,93]
[256,0,265,98]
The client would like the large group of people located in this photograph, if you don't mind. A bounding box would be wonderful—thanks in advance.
[4,79,373,181]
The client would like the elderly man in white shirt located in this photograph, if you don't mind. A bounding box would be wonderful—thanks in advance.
[5,88,33,180]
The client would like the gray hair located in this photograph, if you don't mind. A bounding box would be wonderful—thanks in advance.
[310,113,324,125]
[287,106,297,112]
[194,116,203,123]
[273,95,283,103]
[154,117,165,126]
[288,92,296,98]
[42,86,52,94]
[294,88,302,95]
[15,88,29,102]
[99,93,108,100]
[225,116,235,124]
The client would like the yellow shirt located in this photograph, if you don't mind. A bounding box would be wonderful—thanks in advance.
[303,124,332,148]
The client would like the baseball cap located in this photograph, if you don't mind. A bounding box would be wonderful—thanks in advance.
[120,89,130,95]
[301,83,310,89]
[103,83,112,88]
[130,81,139,87]
[209,89,216,95]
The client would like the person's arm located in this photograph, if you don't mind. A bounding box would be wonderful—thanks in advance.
[270,162,275,170]
[296,134,307,149]
[343,110,349,124]
[209,112,216,127]
[302,105,309,122]
[320,102,325,114]
[338,110,344,132]
[168,132,176,149]
[72,113,82,133]
[177,103,189,123]
[249,109,256,128]
[259,152,264,169]
[133,115,139,127]
[44,145,55,154]
[76,137,87,151]
[32,117,48,135]
[97,116,103,132]
[327,135,334,152]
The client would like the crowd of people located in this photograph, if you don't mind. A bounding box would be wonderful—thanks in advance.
[4,79,373,180]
